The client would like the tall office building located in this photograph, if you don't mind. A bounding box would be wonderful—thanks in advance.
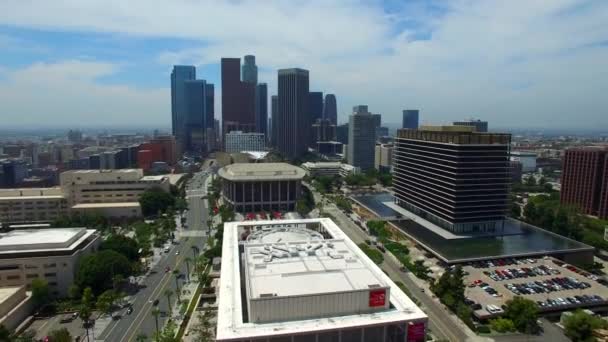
[402,110,419,129]
[560,147,608,219]
[221,58,256,137]
[453,119,488,132]
[347,106,376,171]
[336,123,349,145]
[270,95,278,147]
[277,68,310,160]
[372,114,382,129]
[308,92,324,124]
[394,126,512,233]
[184,80,214,153]
[323,94,337,124]
[171,65,196,152]
[242,55,258,84]
[256,83,268,137]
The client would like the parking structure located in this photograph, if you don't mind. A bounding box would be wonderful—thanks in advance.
[460,256,608,319]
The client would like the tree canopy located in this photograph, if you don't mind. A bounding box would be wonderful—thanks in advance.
[564,310,608,342]
[504,296,540,334]
[31,278,50,307]
[77,250,133,294]
[139,188,176,217]
[100,234,140,261]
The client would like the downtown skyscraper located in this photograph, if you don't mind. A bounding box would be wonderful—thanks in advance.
[171,65,195,152]
[221,57,256,136]
[347,105,376,170]
[277,68,310,160]
[402,109,419,129]
[323,94,337,124]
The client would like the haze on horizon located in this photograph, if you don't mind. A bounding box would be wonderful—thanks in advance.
[0,0,607,130]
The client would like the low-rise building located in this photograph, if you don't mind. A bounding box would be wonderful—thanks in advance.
[218,163,305,212]
[225,131,266,153]
[217,218,427,341]
[0,188,68,224]
[0,286,34,331]
[301,162,360,178]
[0,228,100,297]
[60,169,170,206]
[375,143,394,172]
[510,151,537,172]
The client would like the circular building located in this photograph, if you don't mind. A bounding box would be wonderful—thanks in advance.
[218,163,306,212]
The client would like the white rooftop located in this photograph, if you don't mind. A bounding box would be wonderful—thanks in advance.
[0,228,95,253]
[217,218,427,340]
[218,163,306,181]
[72,202,140,209]
[245,239,386,298]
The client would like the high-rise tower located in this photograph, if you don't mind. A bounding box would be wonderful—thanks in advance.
[402,110,419,129]
[222,58,256,137]
[242,55,258,84]
[171,65,196,153]
[347,106,376,170]
[323,94,337,124]
[277,69,310,160]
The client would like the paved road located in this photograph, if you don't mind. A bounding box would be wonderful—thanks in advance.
[99,171,211,341]
[312,188,470,342]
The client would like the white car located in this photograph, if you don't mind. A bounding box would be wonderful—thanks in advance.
[175,251,180,255]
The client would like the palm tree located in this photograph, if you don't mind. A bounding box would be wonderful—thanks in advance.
[135,333,147,342]
[164,289,174,312]
[151,308,161,341]
[172,269,181,302]
[80,287,94,342]
[191,245,199,258]
[184,257,192,282]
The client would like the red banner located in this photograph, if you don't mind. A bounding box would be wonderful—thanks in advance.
[407,322,426,342]
[369,289,386,307]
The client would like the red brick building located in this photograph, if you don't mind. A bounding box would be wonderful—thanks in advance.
[137,136,177,171]
[560,147,608,219]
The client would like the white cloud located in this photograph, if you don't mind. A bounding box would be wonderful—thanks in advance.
[0,60,168,127]
[0,0,607,129]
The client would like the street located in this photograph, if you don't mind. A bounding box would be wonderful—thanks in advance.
[98,171,211,341]
[312,188,471,342]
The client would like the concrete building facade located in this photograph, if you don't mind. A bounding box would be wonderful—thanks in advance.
[348,106,377,171]
[0,188,68,224]
[217,218,427,342]
[375,143,394,172]
[225,131,266,153]
[453,119,488,133]
[0,228,100,297]
[218,163,305,212]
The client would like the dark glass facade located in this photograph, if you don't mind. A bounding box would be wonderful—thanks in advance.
[256,83,268,137]
[222,58,256,137]
[402,110,419,129]
[277,69,310,160]
[394,128,512,233]
[323,94,337,124]
[171,65,196,152]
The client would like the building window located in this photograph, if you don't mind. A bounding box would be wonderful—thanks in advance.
[44,273,57,278]
[6,275,20,280]
[24,265,38,269]
[44,263,57,269]
[48,282,58,286]
[26,274,38,279]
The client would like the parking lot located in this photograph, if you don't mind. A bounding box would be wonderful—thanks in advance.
[462,257,608,318]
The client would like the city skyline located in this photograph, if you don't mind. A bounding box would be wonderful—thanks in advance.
[0,1,607,130]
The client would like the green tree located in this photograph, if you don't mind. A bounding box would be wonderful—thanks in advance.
[510,203,521,218]
[523,202,537,223]
[49,327,72,342]
[173,270,181,302]
[564,310,608,342]
[76,250,133,294]
[504,296,539,334]
[151,308,161,340]
[31,278,50,308]
[184,257,192,282]
[164,289,174,311]
[96,290,117,316]
[296,199,311,216]
[553,208,570,236]
[524,176,536,186]
[139,188,176,217]
[80,287,95,342]
[367,220,390,241]
[136,333,148,342]
[100,234,140,261]
[68,284,81,301]
[0,325,11,341]
[490,318,516,333]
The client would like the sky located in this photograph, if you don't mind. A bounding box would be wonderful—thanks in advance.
[0,0,607,130]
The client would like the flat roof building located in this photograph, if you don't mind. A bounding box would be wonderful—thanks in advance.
[224,131,266,153]
[561,147,608,219]
[0,188,68,224]
[0,228,100,297]
[217,218,427,341]
[301,162,360,178]
[394,126,512,233]
[218,163,305,212]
